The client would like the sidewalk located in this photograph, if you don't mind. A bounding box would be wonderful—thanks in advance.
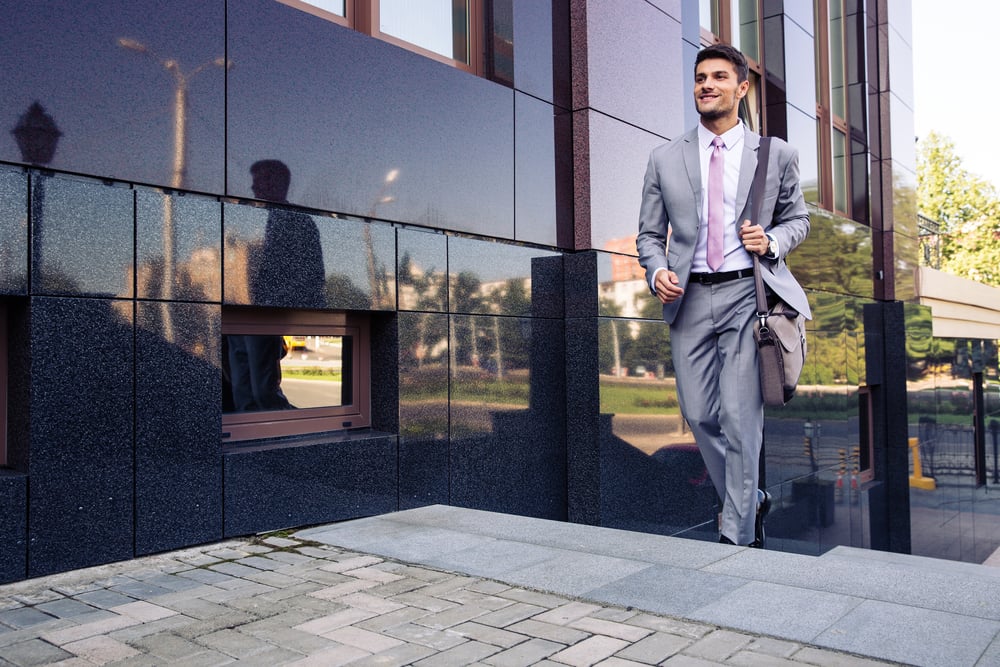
[0,505,995,666]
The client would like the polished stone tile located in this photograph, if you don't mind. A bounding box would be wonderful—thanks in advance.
[27,297,134,577]
[223,433,397,537]
[0,1,225,192]
[135,301,222,555]
[137,189,221,302]
[0,169,27,294]
[32,175,134,298]
[228,0,513,238]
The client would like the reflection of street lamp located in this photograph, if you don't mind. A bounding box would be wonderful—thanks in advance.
[11,101,61,166]
[118,38,230,191]
[118,37,230,340]
[365,169,399,306]
[804,420,820,473]
[13,102,62,282]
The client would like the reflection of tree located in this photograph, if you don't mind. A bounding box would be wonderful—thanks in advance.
[791,207,872,296]
[325,273,370,310]
[451,272,483,367]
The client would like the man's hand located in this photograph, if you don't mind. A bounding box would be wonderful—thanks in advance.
[739,220,769,256]
[653,269,684,305]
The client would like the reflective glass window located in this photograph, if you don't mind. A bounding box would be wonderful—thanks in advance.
[222,308,370,442]
[380,0,469,64]
[276,0,481,74]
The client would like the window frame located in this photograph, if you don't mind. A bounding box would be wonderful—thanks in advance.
[276,0,484,76]
[222,307,371,443]
[815,0,853,218]
[699,0,765,134]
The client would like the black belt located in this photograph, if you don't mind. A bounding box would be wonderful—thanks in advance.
[689,268,753,284]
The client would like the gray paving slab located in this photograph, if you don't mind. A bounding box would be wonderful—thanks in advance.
[702,547,1000,620]
[356,506,735,570]
[687,580,864,643]
[582,564,749,618]
[300,520,497,563]
[498,551,654,598]
[814,598,1000,666]
[422,539,566,578]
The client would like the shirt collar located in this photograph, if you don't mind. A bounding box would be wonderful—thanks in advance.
[698,121,745,150]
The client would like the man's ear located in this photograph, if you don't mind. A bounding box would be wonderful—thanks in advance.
[737,79,750,100]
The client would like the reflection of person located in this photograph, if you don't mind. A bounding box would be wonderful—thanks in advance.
[636,44,811,547]
[225,160,326,412]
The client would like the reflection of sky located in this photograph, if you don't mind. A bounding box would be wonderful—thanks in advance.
[0,1,225,192]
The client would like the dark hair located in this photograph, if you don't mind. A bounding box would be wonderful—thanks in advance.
[695,43,748,83]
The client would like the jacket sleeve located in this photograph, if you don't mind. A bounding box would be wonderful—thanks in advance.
[636,151,670,293]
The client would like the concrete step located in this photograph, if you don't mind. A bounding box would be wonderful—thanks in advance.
[822,545,1000,581]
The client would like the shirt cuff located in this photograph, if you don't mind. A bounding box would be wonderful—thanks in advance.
[650,267,668,293]
[765,233,779,260]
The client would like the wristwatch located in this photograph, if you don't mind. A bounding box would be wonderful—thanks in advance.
[765,234,779,259]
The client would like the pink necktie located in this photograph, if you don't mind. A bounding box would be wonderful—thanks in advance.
[707,136,725,271]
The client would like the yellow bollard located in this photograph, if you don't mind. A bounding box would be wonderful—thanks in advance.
[908,437,936,490]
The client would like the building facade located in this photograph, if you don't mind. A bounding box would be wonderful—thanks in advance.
[0,0,995,584]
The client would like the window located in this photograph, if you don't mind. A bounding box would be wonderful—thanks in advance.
[222,308,370,442]
[278,0,483,75]
[815,0,853,217]
[699,0,764,132]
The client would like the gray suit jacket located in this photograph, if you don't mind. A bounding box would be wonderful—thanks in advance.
[636,126,811,324]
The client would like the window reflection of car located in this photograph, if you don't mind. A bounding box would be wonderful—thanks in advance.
[283,335,308,351]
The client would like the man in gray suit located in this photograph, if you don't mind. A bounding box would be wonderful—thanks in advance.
[636,43,811,547]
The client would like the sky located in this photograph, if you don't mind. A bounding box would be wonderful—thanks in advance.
[912,1,1000,189]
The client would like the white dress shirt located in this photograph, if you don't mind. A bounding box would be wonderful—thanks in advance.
[691,122,752,273]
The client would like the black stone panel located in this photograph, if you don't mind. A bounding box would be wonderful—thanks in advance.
[136,189,222,302]
[227,0,514,238]
[0,169,28,295]
[135,301,222,556]
[583,1,683,139]
[397,228,447,313]
[0,470,27,584]
[566,316,601,525]
[0,1,225,193]
[28,297,134,577]
[448,237,560,316]
[398,312,450,510]
[515,93,559,247]
[512,0,555,105]
[224,203,396,311]
[449,315,566,520]
[222,432,397,537]
[32,175,134,298]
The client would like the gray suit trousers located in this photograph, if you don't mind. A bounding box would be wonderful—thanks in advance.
[670,277,763,545]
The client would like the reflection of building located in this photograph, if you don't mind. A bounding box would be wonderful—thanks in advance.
[1,1,995,585]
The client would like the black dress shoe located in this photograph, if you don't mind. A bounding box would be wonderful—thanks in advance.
[751,490,772,548]
[719,534,736,545]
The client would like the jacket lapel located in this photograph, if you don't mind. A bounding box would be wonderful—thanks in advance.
[735,129,760,224]
[681,128,702,202]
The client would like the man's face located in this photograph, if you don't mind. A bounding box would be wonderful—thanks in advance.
[694,57,749,123]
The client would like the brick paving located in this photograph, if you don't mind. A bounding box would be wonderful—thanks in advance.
[0,535,896,666]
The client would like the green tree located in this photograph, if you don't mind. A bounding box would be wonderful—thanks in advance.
[918,131,1000,284]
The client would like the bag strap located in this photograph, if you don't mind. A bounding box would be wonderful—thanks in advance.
[750,137,772,331]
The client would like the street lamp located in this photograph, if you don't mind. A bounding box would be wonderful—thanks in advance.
[118,38,230,341]
[11,101,61,166]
